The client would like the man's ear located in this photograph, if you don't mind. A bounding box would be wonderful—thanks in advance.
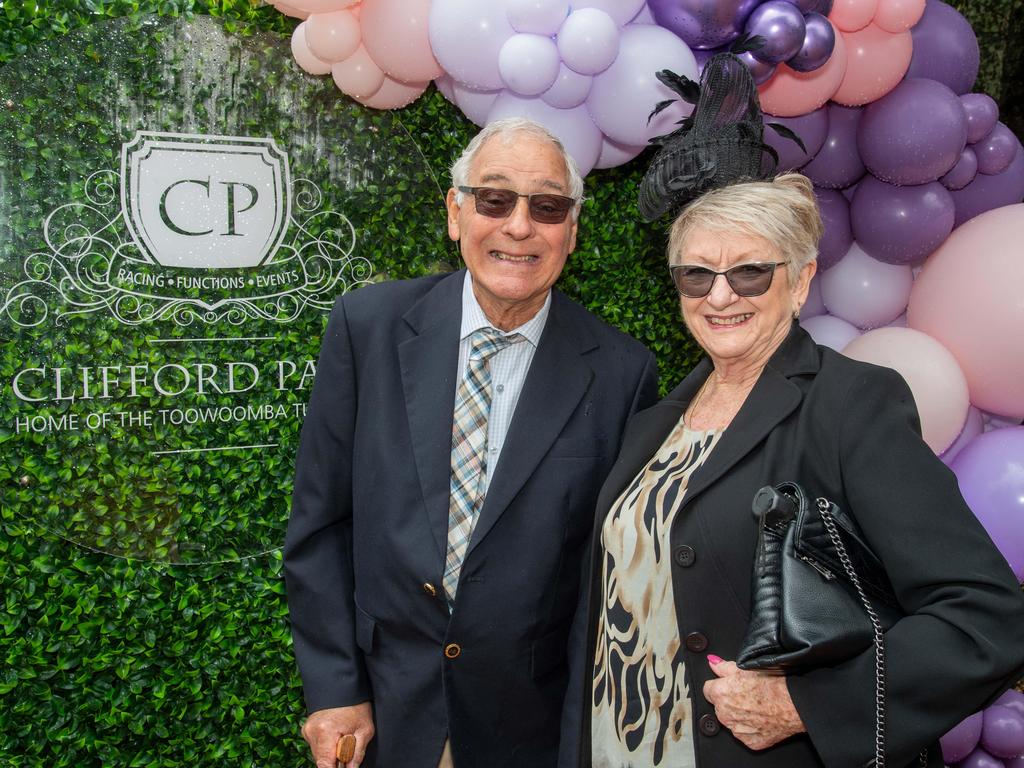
[446,188,461,242]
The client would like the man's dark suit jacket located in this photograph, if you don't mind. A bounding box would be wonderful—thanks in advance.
[285,270,658,768]
[565,323,1024,768]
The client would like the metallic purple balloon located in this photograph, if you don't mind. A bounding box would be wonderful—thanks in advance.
[803,104,865,189]
[976,122,1018,175]
[737,49,776,84]
[995,689,1024,719]
[788,12,835,72]
[814,187,852,270]
[961,93,1000,144]
[958,748,1007,768]
[951,139,1024,227]
[745,1,805,64]
[851,175,955,265]
[779,0,818,11]
[982,705,1024,758]
[761,105,829,173]
[941,711,985,765]
[941,146,978,190]
[905,0,980,95]
[648,0,763,49]
[858,78,968,185]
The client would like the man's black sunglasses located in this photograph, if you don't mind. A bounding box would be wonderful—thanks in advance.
[458,186,577,224]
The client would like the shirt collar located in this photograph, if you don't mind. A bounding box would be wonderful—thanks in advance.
[460,271,550,347]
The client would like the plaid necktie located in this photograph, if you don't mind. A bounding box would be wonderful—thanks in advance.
[444,327,523,602]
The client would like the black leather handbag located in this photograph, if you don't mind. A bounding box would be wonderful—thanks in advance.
[736,481,910,768]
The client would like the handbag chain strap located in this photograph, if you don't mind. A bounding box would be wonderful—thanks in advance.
[817,498,928,768]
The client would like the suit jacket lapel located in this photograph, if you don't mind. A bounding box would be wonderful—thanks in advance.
[467,292,596,555]
[398,271,465,561]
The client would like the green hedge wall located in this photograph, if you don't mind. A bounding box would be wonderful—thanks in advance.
[0,2,1019,766]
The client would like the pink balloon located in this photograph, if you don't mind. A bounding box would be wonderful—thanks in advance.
[360,0,442,83]
[829,0,878,32]
[429,0,515,90]
[800,314,862,351]
[594,137,645,169]
[304,9,360,63]
[843,327,970,453]
[586,24,698,146]
[452,82,502,126]
[487,94,604,175]
[285,0,358,14]
[331,45,386,99]
[819,242,913,329]
[832,25,912,106]
[908,204,1024,419]
[273,1,309,20]
[758,23,847,117]
[357,76,428,109]
[873,0,925,32]
[499,33,561,96]
[292,23,332,75]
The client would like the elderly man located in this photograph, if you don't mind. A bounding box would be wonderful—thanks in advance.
[285,118,657,768]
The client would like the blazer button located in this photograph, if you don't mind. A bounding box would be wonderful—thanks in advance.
[699,713,720,737]
[422,582,437,597]
[685,632,708,653]
[444,643,461,659]
[673,545,696,567]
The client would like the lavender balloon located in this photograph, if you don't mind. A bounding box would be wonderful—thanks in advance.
[995,689,1024,719]
[951,140,1024,227]
[800,314,861,351]
[738,50,777,84]
[942,711,985,765]
[761,105,829,173]
[858,78,967,185]
[789,12,835,72]
[906,0,980,95]
[648,0,762,49]
[959,747,1009,768]
[819,243,913,329]
[745,1,806,64]
[940,406,984,466]
[941,146,979,190]
[803,104,866,189]
[851,176,955,265]
[950,427,1024,580]
[976,122,1018,175]
[982,705,1024,758]
[814,187,852,270]
[803,275,826,316]
[962,93,1000,144]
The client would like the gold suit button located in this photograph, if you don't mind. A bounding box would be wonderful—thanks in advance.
[444,643,461,659]
[422,582,437,597]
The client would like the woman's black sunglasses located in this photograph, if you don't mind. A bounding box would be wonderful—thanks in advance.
[458,186,576,224]
[670,262,788,298]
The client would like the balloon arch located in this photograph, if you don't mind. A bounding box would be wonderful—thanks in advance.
[275,1,1023,760]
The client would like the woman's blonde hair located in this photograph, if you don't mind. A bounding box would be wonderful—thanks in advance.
[666,173,823,282]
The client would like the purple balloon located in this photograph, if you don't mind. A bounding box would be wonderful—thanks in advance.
[789,12,835,72]
[738,49,777,84]
[941,146,979,190]
[942,711,985,765]
[761,106,828,173]
[1008,758,1024,768]
[950,427,1024,580]
[960,747,1009,768]
[976,122,1019,176]
[648,0,762,49]
[858,78,968,185]
[803,275,826,316]
[940,406,984,465]
[745,1,806,64]
[995,690,1024,719]
[906,0,980,95]
[814,187,852,270]
[850,175,955,265]
[950,139,1024,227]
[800,313,861,351]
[962,93,1000,144]
[983,705,1024,758]
[804,104,866,189]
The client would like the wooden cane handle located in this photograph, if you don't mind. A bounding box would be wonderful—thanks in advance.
[336,734,356,764]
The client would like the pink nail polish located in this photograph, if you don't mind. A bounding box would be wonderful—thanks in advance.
[707,654,723,665]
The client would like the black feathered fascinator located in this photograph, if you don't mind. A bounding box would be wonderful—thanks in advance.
[637,50,806,222]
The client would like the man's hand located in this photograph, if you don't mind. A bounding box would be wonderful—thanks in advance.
[702,657,805,751]
[301,703,375,768]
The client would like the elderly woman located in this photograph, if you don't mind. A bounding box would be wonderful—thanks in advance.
[567,55,1024,768]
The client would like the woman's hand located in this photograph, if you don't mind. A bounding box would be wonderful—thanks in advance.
[702,657,806,750]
